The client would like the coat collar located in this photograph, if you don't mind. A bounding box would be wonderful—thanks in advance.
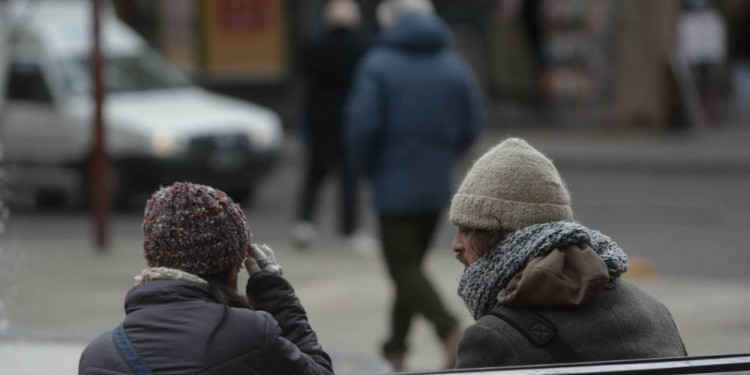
[124,280,218,314]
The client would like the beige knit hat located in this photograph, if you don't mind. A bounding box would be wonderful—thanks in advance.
[450,138,573,232]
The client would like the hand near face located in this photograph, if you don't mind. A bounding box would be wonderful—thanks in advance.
[244,243,282,276]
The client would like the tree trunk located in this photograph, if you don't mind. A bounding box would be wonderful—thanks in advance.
[611,0,680,130]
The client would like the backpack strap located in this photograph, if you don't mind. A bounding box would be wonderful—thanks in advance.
[487,305,581,363]
[112,324,155,375]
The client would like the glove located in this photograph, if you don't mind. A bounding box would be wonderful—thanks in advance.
[244,243,282,276]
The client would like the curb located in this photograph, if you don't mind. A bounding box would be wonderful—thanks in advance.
[622,257,656,279]
[549,155,750,175]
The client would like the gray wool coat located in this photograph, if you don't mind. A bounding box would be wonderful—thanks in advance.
[456,279,687,368]
[456,243,687,369]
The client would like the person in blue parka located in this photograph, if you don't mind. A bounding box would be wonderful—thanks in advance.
[345,0,484,370]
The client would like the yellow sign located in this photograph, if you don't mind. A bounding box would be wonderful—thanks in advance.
[203,0,288,80]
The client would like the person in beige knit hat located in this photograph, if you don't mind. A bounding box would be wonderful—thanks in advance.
[450,137,573,238]
[448,138,686,368]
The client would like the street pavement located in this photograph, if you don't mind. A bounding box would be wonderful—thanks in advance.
[2,124,750,374]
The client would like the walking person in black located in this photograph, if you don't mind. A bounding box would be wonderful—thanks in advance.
[291,0,373,252]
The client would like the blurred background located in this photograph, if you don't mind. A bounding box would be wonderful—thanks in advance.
[1,0,750,374]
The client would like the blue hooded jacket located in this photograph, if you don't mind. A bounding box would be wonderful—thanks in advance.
[346,12,483,214]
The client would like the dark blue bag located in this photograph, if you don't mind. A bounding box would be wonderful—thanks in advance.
[112,324,155,375]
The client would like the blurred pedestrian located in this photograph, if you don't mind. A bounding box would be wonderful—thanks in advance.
[520,0,545,103]
[449,138,687,368]
[731,2,750,120]
[79,182,333,375]
[677,0,727,123]
[346,0,484,370]
[291,0,373,252]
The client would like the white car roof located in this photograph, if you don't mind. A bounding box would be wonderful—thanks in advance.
[10,0,142,57]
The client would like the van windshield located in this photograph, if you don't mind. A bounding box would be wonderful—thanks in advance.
[58,50,191,95]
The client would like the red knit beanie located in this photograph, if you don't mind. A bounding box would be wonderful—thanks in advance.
[143,182,249,275]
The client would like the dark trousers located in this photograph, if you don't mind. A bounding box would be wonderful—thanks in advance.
[297,140,358,236]
[379,213,458,353]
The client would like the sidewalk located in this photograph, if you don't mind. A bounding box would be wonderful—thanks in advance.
[2,126,750,374]
[2,214,750,374]
[283,123,750,175]
[478,125,750,174]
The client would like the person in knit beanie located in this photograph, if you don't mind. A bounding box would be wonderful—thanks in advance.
[79,182,334,375]
[449,138,686,368]
[450,138,573,235]
[142,182,250,276]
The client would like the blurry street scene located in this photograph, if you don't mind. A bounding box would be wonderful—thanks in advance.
[2,0,750,374]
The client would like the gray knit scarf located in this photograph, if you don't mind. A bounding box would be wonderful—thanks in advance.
[458,221,629,320]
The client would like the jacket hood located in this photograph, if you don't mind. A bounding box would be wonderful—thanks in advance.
[379,12,452,52]
[497,244,610,308]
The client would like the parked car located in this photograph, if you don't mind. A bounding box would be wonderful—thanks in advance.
[0,0,283,207]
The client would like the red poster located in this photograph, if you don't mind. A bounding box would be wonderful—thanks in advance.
[216,0,270,33]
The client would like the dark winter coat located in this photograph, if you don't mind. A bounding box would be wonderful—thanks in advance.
[78,271,333,375]
[456,244,687,368]
[345,12,483,214]
[303,27,368,153]
[733,6,750,60]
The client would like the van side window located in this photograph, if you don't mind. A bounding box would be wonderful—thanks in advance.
[7,62,53,103]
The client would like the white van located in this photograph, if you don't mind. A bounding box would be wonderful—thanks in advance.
[0,1,283,206]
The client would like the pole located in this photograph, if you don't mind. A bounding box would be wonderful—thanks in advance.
[91,0,109,250]
[0,1,10,114]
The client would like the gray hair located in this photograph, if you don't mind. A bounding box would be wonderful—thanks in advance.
[324,0,362,29]
[376,0,434,29]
